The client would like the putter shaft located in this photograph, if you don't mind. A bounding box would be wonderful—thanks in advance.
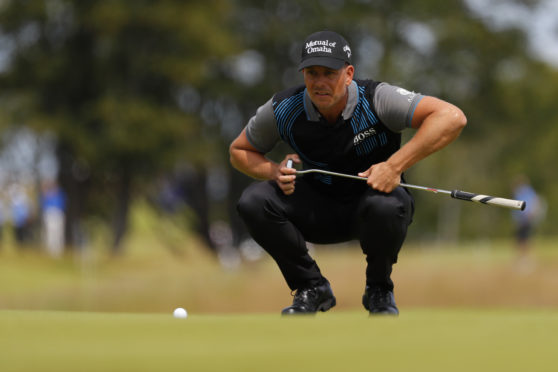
[292,168,525,210]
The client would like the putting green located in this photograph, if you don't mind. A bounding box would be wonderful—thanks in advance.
[1,308,557,372]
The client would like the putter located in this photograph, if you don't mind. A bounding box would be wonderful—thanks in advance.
[285,160,526,210]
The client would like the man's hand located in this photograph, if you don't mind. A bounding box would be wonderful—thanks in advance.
[276,154,300,195]
[358,162,401,193]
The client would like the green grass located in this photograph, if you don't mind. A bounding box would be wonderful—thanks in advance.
[2,309,557,372]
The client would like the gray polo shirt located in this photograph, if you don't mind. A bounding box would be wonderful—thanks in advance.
[246,81,423,153]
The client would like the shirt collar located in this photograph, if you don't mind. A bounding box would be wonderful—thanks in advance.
[304,80,358,122]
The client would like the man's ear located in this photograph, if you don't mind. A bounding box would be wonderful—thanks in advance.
[345,65,354,85]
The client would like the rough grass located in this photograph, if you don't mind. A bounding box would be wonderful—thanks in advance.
[2,201,556,314]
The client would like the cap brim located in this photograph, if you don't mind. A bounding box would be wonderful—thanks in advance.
[298,57,346,71]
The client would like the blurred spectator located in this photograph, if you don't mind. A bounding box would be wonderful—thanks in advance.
[9,183,33,247]
[0,194,5,246]
[512,176,545,264]
[41,180,66,258]
[210,220,241,269]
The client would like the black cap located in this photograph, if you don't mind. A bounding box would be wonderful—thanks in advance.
[298,31,352,71]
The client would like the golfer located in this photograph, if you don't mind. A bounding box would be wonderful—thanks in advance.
[230,30,466,315]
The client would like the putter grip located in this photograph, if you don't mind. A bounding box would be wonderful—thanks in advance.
[286,159,293,169]
[451,190,526,210]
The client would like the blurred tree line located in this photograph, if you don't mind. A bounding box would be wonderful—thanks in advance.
[0,0,555,254]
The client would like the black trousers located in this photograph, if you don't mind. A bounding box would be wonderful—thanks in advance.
[237,179,414,291]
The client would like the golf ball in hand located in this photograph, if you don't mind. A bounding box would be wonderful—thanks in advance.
[173,307,188,319]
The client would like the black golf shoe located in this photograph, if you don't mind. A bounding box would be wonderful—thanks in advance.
[281,281,336,315]
[362,286,399,315]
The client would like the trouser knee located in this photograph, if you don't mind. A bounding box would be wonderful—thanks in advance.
[358,189,413,234]
[238,182,271,222]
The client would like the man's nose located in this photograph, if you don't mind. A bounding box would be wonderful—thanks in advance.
[312,75,328,87]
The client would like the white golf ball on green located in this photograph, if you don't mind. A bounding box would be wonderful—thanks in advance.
[173,307,188,319]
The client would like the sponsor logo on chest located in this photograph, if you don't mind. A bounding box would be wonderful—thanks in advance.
[353,128,377,146]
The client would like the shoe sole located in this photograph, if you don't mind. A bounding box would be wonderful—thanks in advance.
[369,308,399,316]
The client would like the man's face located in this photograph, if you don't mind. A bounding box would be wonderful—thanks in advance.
[303,65,354,114]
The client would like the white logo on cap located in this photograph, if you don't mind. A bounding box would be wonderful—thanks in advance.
[306,40,337,54]
[343,45,351,58]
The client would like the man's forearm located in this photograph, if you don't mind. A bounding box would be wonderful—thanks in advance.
[230,148,278,181]
[229,127,280,181]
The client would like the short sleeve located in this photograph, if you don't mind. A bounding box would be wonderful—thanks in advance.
[373,83,424,132]
[245,99,280,153]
